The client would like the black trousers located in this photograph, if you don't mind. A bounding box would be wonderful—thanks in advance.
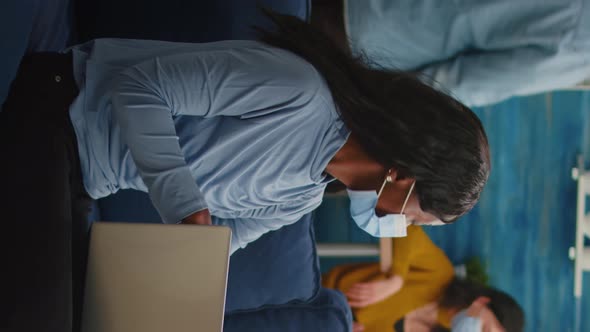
[0,53,91,332]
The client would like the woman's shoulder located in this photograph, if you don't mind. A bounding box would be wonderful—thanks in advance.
[246,44,338,116]
[244,43,327,92]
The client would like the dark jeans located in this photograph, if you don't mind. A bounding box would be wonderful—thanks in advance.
[0,53,91,332]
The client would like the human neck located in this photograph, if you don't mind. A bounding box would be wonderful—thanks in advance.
[325,136,386,191]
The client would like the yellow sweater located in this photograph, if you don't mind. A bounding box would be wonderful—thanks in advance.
[322,226,455,331]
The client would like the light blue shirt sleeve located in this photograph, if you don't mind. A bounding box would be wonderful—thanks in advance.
[420,46,590,107]
[110,48,320,224]
[345,0,590,107]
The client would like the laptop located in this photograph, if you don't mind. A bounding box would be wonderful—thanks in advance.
[81,222,232,332]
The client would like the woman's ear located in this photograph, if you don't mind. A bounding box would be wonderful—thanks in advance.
[466,296,491,317]
[386,168,398,183]
[395,177,416,187]
[388,166,413,182]
[474,296,491,306]
[390,171,415,187]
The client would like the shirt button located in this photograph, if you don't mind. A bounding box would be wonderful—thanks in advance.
[54,75,62,83]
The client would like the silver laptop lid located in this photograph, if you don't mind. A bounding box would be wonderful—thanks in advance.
[82,222,231,332]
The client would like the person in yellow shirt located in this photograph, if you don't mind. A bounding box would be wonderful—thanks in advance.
[323,226,524,332]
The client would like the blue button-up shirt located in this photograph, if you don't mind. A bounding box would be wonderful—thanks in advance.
[68,39,349,253]
[345,0,590,106]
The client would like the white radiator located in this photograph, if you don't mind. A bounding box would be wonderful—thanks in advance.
[570,156,590,332]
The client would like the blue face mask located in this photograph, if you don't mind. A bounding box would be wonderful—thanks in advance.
[347,176,415,238]
[452,310,483,332]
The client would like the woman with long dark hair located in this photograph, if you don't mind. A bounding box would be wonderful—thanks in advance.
[0,10,489,332]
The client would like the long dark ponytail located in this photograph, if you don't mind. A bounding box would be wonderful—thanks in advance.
[256,9,490,221]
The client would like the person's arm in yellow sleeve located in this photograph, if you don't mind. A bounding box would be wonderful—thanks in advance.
[393,225,454,279]
[390,225,425,279]
[352,227,455,326]
[397,226,455,288]
[347,226,426,308]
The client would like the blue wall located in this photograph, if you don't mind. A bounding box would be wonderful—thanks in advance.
[314,91,590,332]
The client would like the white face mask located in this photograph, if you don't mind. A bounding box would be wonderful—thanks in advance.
[452,310,483,332]
[347,175,415,238]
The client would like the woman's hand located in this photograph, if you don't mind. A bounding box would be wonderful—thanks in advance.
[346,275,404,308]
[181,209,212,225]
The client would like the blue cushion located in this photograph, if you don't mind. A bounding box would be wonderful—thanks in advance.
[0,0,34,106]
[97,190,321,312]
[76,0,310,43]
[225,212,320,313]
[223,288,353,332]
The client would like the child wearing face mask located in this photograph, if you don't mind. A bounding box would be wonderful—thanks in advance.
[322,227,524,332]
